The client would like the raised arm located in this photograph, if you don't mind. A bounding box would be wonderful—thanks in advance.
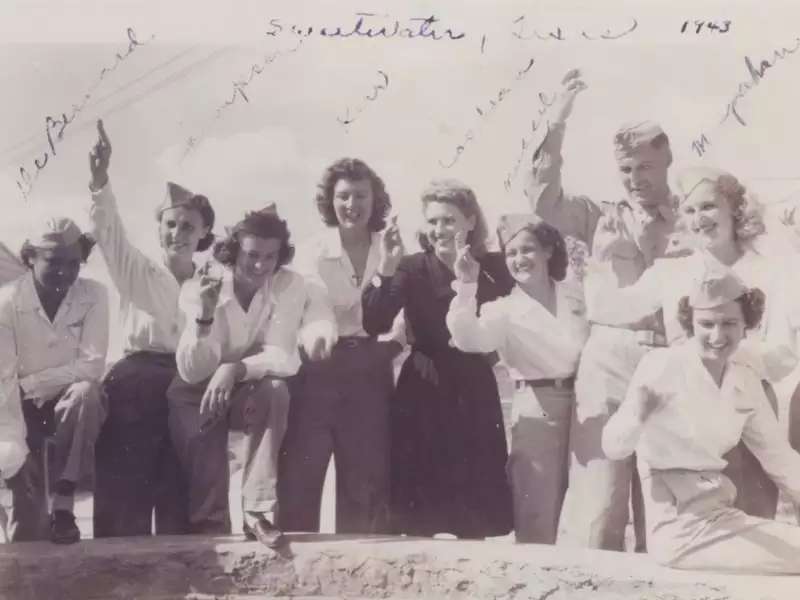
[524,70,602,245]
[362,216,408,335]
[175,276,223,384]
[88,120,180,314]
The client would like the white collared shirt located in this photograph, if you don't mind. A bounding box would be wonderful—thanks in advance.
[0,271,109,404]
[176,267,308,384]
[586,250,798,381]
[603,343,800,505]
[447,278,588,380]
[90,182,187,353]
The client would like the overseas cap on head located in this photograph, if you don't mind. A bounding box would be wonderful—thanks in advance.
[155,181,213,220]
[231,202,280,236]
[688,265,748,309]
[26,215,83,249]
[674,166,730,203]
[613,120,670,161]
[497,213,542,246]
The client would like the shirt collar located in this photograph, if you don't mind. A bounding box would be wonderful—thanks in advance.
[16,270,87,318]
[318,227,381,260]
[618,193,678,223]
[216,269,273,309]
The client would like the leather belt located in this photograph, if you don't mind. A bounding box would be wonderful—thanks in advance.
[515,376,575,391]
[337,336,372,349]
[634,330,668,347]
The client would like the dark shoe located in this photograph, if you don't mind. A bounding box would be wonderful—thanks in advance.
[243,515,284,549]
[50,510,80,545]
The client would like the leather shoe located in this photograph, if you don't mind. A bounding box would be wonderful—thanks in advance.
[50,510,80,545]
[243,515,284,549]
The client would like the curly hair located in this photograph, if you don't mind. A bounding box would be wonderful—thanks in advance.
[499,221,569,281]
[676,288,765,336]
[417,179,490,256]
[315,158,391,231]
[20,233,96,268]
[681,172,765,246]
[212,211,295,268]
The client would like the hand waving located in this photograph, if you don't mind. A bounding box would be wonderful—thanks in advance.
[551,69,587,125]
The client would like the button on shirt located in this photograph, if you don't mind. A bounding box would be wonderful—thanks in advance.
[176,267,308,384]
[602,343,800,505]
[447,279,588,380]
[90,182,186,353]
[0,272,109,404]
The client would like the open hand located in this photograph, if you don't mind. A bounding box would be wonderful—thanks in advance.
[551,69,587,125]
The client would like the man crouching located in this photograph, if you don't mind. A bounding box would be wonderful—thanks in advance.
[168,204,330,548]
[1,216,109,544]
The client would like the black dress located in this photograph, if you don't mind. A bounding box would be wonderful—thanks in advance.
[362,250,514,538]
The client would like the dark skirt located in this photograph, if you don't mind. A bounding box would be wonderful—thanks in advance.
[389,348,513,539]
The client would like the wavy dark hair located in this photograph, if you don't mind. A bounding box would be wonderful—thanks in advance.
[212,211,294,268]
[676,288,765,336]
[315,158,391,231]
[20,233,96,268]
[499,221,568,282]
[417,179,490,256]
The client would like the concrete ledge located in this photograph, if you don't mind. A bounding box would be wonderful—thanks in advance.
[1,534,798,600]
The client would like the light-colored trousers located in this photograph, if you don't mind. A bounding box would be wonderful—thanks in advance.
[507,383,572,544]
[167,376,290,534]
[643,465,800,573]
[558,325,648,551]
[7,381,106,542]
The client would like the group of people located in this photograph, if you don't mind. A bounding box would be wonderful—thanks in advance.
[1,68,800,573]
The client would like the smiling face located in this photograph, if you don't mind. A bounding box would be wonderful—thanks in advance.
[332,178,374,232]
[159,206,209,258]
[30,242,83,295]
[691,300,746,364]
[423,200,476,257]
[617,145,670,206]
[680,182,736,251]
[503,229,551,285]
[234,234,282,291]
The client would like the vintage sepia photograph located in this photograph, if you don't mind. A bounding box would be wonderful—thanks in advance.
[1,0,800,598]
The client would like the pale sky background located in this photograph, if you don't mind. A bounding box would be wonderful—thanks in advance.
[0,0,799,358]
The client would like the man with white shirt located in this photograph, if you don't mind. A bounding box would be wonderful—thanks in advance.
[0,216,108,544]
[168,205,329,548]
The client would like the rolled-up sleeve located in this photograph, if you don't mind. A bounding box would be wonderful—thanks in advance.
[524,122,602,245]
[240,272,306,380]
[446,281,504,354]
[18,281,110,398]
[175,281,222,384]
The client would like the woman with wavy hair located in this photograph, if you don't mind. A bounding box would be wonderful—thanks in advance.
[589,166,791,520]
[278,158,401,535]
[362,179,514,539]
[603,267,800,572]
[446,214,589,544]
[87,120,216,538]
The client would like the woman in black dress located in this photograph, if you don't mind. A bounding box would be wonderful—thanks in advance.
[362,179,514,539]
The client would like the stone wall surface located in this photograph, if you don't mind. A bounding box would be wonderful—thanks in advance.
[1,534,798,600]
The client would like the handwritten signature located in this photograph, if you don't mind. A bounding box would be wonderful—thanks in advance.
[266,13,466,41]
[338,70,390,127]
[691,33,800,157]
[504,91,556,191]
[15,28,150,199]
[182,40,304,159]
[439,57,536,169]
[511,16,638,41]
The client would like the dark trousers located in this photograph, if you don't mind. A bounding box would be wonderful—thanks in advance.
[278,338,394,534]
[93,352,189,537]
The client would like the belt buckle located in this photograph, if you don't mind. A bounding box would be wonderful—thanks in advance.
[636,330,655,346]
[553,378,564,389]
